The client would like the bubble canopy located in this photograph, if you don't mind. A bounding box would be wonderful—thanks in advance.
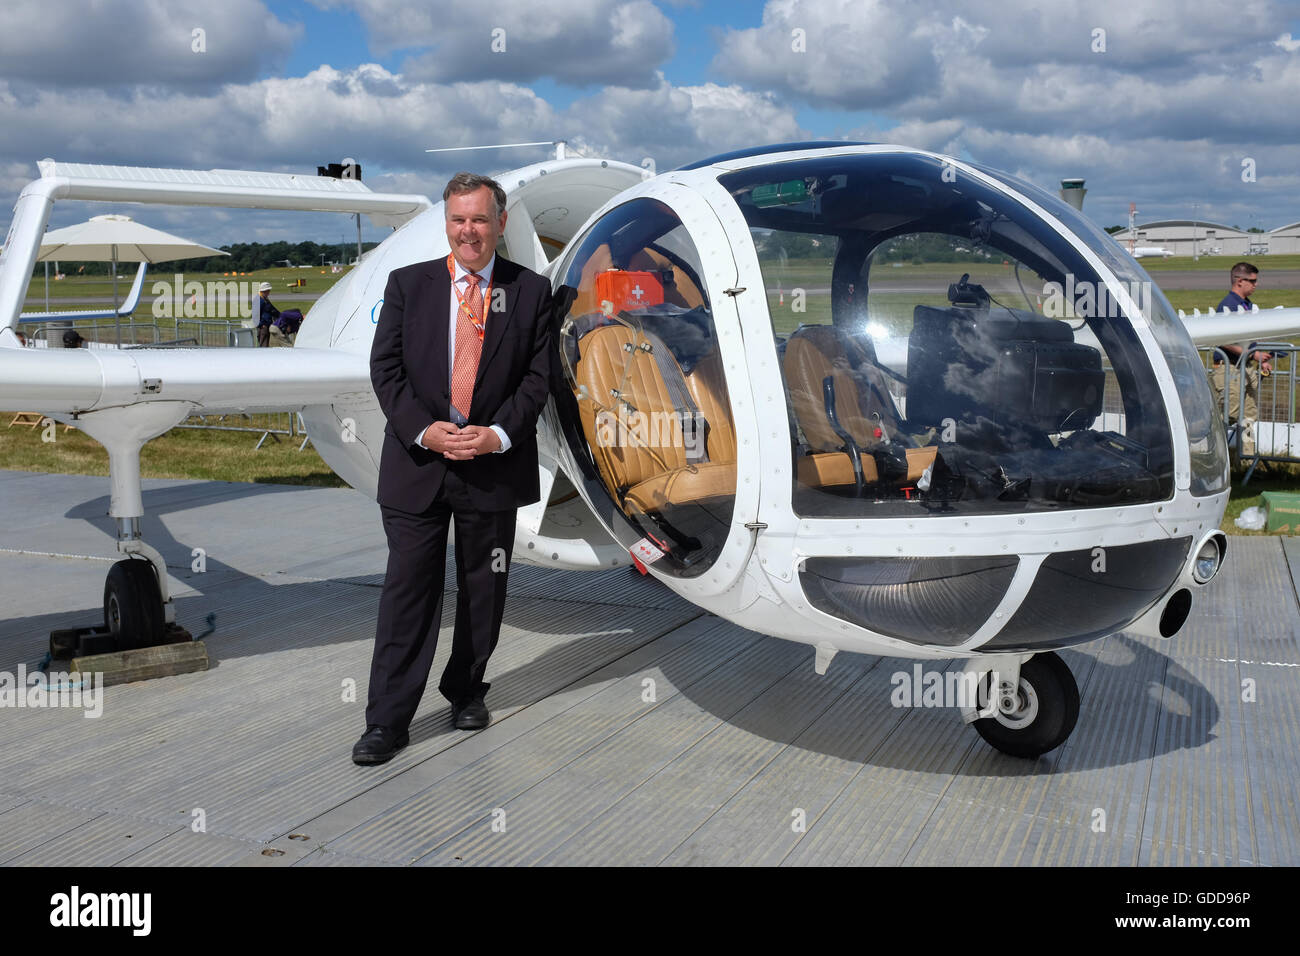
[716,151,1195,517]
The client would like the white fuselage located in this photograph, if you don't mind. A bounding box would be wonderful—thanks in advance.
[296,146,1231,664]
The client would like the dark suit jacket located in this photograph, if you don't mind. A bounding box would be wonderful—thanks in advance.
[370,255,555,513]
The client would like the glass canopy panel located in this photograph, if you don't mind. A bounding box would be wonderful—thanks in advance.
[971,163,1228,496]
[552,198,737,576]
[718,153,1177,518]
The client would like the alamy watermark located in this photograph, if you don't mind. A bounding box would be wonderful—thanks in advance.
[1040,276,1153,320]
[50,886,150,936]
[891,663,998,716]
[151,274,256,319]
[593,407,706,459]
[0,664,103,718]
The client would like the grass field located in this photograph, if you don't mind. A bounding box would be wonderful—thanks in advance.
[20,265,354,339]
[1162,290,1296,312]
[24,265,353,303]
[756,254,1300,334]
[18,265,356,345]
[1220,464,1300,535]
[0,414,347,487]
[1138,254,1300,272]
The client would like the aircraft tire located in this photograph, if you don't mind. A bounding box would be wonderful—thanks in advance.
[973,652,1079,758]
[103,558,164,651]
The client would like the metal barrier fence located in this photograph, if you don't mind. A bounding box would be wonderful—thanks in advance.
[175,318,254,347]
[27,321,163,347]
[168,321,306,446]
[25,319,253,348]
[1199,342,1299,485]
[174,411,308,450]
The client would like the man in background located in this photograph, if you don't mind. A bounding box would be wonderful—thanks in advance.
[255,282,279,347]
[1209,261,1271,459]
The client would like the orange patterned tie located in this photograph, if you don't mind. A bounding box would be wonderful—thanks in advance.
[450,272,484,420]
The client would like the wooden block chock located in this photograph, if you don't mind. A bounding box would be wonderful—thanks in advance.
[72,640,209,688]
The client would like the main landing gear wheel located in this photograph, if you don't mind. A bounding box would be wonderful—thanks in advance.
[104,558,165,651]
[973,652,1080,758]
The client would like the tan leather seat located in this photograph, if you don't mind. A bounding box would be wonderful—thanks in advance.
[625,462,738,511]
[574,325,736,509]
[796,447,937,488]
[685,348,736,467]
[783,324,936,488]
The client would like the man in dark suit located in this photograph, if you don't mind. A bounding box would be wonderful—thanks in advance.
[354,172,554,764]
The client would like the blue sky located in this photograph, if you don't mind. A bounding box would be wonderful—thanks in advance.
[1,0,1298,246]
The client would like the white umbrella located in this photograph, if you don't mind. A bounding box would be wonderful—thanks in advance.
[37,214,227,345]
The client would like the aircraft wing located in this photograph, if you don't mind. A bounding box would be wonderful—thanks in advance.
[1,160,432,333]
[18,263,148,323]
[0,345,370,415]
[1177,306,1300,349]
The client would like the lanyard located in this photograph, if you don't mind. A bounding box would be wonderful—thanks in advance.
[446,254,492,340]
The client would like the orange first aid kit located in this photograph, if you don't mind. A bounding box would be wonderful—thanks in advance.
[595,270,664,313]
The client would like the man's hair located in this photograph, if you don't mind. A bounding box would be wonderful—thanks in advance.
[443,172,507,219]
[1230,261,1258,281]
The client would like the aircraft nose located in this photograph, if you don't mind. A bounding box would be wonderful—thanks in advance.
[797,537,1193,653]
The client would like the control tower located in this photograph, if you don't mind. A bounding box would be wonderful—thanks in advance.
[1059,178,1087,211]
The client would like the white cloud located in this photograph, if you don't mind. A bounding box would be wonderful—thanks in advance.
[714,0,1299,142]
[0,0,299,89]
[712,0,941,107]
[3,0,1298,246]
[850,119,1300,230]
[562,79,805,170]
[313,0,675,87]
[0,64,799,187]
[0,65,560,174]
[0,64,805,245]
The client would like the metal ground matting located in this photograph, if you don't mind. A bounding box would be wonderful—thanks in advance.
[0,468,1297,866]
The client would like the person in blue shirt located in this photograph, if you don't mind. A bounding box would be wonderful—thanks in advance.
[256,282,279,347]
[1209,262,1271,457]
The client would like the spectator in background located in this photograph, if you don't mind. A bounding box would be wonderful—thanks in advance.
[1209,262,1271,458]
[14,330,27,347]
[62,329,86,348]
[256,281,279,347]
[268,308,303,348]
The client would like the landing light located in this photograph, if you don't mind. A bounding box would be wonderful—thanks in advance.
[1192,536,1223,585]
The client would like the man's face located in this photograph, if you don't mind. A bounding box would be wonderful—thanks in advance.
[445,186,506,273]
[1233,272,1258,297]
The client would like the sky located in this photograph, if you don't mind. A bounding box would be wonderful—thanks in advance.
[2,0,1298,250]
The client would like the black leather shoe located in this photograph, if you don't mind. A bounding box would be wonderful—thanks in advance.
[452,697,489,730]
[351,725,409,765]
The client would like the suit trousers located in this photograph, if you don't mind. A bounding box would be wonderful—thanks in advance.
[366,468,517,732]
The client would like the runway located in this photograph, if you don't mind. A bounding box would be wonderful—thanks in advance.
[0,468,1297,866]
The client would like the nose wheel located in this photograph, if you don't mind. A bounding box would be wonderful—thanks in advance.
[103,558,166,650]
[973,652,1079,758]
